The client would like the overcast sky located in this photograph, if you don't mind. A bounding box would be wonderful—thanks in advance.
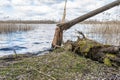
[0,0,120,20]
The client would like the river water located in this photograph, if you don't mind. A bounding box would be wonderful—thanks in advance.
[0,24,119,56]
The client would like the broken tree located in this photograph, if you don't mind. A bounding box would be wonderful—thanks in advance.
[52,0,67,48]
[52,0,120,67]
[52,0,120,48]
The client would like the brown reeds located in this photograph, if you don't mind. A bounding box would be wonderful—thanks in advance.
[90,22,120,34]
[89,22,120,45]
[0,23,34,34]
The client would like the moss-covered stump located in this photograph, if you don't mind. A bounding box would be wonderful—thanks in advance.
[64,38,120,67]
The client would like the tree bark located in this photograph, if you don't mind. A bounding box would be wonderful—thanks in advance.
[52,26,63,48]
[52,0,67,48]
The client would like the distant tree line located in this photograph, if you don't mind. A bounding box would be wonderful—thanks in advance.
[0,20,120,24]
[0,20,57,24]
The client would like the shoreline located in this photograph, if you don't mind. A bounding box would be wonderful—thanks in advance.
[0,49,120,80]
[0,48,52,60]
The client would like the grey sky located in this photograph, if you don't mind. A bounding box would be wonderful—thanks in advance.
[0,0,119,20]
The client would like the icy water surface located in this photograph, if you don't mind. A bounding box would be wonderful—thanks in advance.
[0,24,119,56]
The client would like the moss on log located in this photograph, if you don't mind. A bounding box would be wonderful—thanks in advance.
[64,38,120,67]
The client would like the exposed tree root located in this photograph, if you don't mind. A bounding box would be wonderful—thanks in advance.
[63,34,120,67]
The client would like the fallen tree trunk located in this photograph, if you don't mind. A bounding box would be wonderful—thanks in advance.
[64,37,120,67]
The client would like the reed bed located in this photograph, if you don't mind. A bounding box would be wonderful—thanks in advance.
[0,23,34,34]
[89,22,120,46]
[90,23,120,34]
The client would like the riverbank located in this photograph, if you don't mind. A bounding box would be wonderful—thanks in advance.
[0,48,120,80]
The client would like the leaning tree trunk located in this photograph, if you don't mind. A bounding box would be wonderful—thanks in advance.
[52,0,120,48]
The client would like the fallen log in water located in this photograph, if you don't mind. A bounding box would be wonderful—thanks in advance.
[63,37,120,67]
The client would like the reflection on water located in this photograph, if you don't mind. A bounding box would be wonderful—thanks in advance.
[0,24,119,56]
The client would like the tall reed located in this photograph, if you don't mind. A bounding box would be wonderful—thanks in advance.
[0,23,34,34]
[89,22,120,45]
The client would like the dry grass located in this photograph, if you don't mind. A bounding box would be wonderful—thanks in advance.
[90,23,120,34]
[0,49,119,80]
[0,23,34,34]
[88,22,120,45]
